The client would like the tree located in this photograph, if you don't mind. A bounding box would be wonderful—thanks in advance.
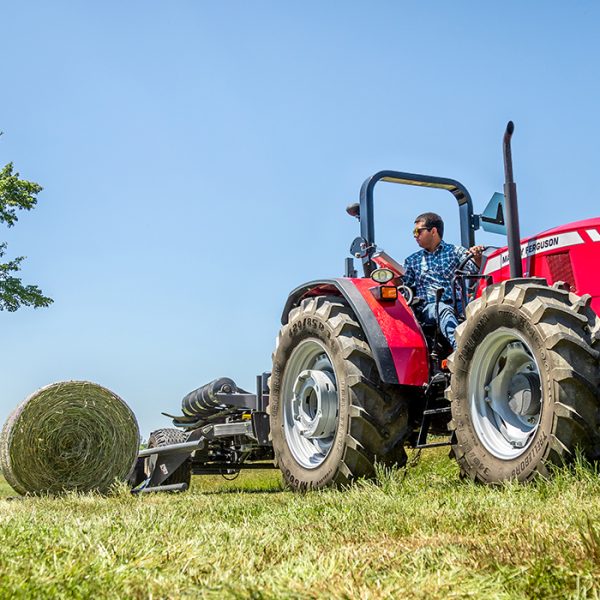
[0,134,52,312]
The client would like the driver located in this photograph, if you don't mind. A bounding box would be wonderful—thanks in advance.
[402,212,484,350]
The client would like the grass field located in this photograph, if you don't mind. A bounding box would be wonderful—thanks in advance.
[2,449,600,599]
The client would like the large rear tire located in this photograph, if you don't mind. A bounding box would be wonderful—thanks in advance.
[269,296,410,490]
[448,279,600,483]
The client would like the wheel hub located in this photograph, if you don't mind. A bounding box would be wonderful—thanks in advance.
[281,340,339,469]
[292,370,337,439]
[507,372,541,417]
[469,329,543,459]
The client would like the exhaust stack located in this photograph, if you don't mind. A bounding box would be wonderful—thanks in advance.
[503,121,523,278]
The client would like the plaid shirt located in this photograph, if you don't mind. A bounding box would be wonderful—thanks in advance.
[402,239,477,303]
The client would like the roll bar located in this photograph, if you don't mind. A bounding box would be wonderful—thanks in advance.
[357,170,476,275]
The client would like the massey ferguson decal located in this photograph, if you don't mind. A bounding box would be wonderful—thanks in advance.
[484,231,586,274]
[586,228,600,242]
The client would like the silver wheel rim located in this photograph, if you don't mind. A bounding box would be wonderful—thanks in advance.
[469,327,542,460]
[282,339,339,469]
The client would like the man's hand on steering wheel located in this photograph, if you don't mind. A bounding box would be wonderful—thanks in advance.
[456,245,485,272]
[454,246,487,306]
[455,245,486,274]
[468,245,485,267]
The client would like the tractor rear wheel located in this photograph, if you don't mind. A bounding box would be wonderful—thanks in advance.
[448,279,600,483]
[269,296,409,490]
[146,428,192,489]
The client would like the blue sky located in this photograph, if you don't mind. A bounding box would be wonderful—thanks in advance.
[1,1,599,435]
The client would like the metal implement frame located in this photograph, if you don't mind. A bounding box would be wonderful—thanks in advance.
[133,373,273,493]
[133,416,274,492]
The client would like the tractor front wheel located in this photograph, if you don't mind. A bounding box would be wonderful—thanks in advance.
[448,279,600,483]
[269,296,409,490]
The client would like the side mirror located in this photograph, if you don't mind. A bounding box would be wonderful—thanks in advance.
[349,236,368,258]
[346,202,360,220]
[478,192,507,235]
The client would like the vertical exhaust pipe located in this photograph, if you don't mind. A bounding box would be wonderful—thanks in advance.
[503,121,523,278]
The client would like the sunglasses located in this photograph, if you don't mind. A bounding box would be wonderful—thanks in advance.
[413,226,432,236]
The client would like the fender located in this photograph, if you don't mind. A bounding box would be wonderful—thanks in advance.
[281,278,429,387]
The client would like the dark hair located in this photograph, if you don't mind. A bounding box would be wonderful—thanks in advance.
[415,212,444,238]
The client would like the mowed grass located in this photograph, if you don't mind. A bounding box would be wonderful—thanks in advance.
[2,450,600,599]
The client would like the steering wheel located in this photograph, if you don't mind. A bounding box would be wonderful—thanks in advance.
[397,284,415,305]
[456,246,494,274]
[454,247,492,306]
[455,251,478,274]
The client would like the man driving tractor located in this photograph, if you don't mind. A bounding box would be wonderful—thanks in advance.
[403,212,484,349]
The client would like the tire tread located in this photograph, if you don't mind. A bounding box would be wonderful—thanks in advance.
[448,279,600,482]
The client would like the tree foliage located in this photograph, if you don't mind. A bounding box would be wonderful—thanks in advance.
[0,140,53,312]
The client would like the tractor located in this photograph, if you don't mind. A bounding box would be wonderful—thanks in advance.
[131,122,600,493]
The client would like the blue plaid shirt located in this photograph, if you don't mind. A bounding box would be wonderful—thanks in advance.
[403,239,477,303]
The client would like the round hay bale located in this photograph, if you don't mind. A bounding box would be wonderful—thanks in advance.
[0,381,139,495]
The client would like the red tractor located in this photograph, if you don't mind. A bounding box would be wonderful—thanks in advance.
[132,123,600,493]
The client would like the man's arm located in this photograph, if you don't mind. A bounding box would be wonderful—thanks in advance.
[468,245,485,268]
[402,261,416,288]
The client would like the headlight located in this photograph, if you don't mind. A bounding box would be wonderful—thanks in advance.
[371,268,394,284]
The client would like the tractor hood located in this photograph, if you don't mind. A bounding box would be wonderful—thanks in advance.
[482,216,600,315]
